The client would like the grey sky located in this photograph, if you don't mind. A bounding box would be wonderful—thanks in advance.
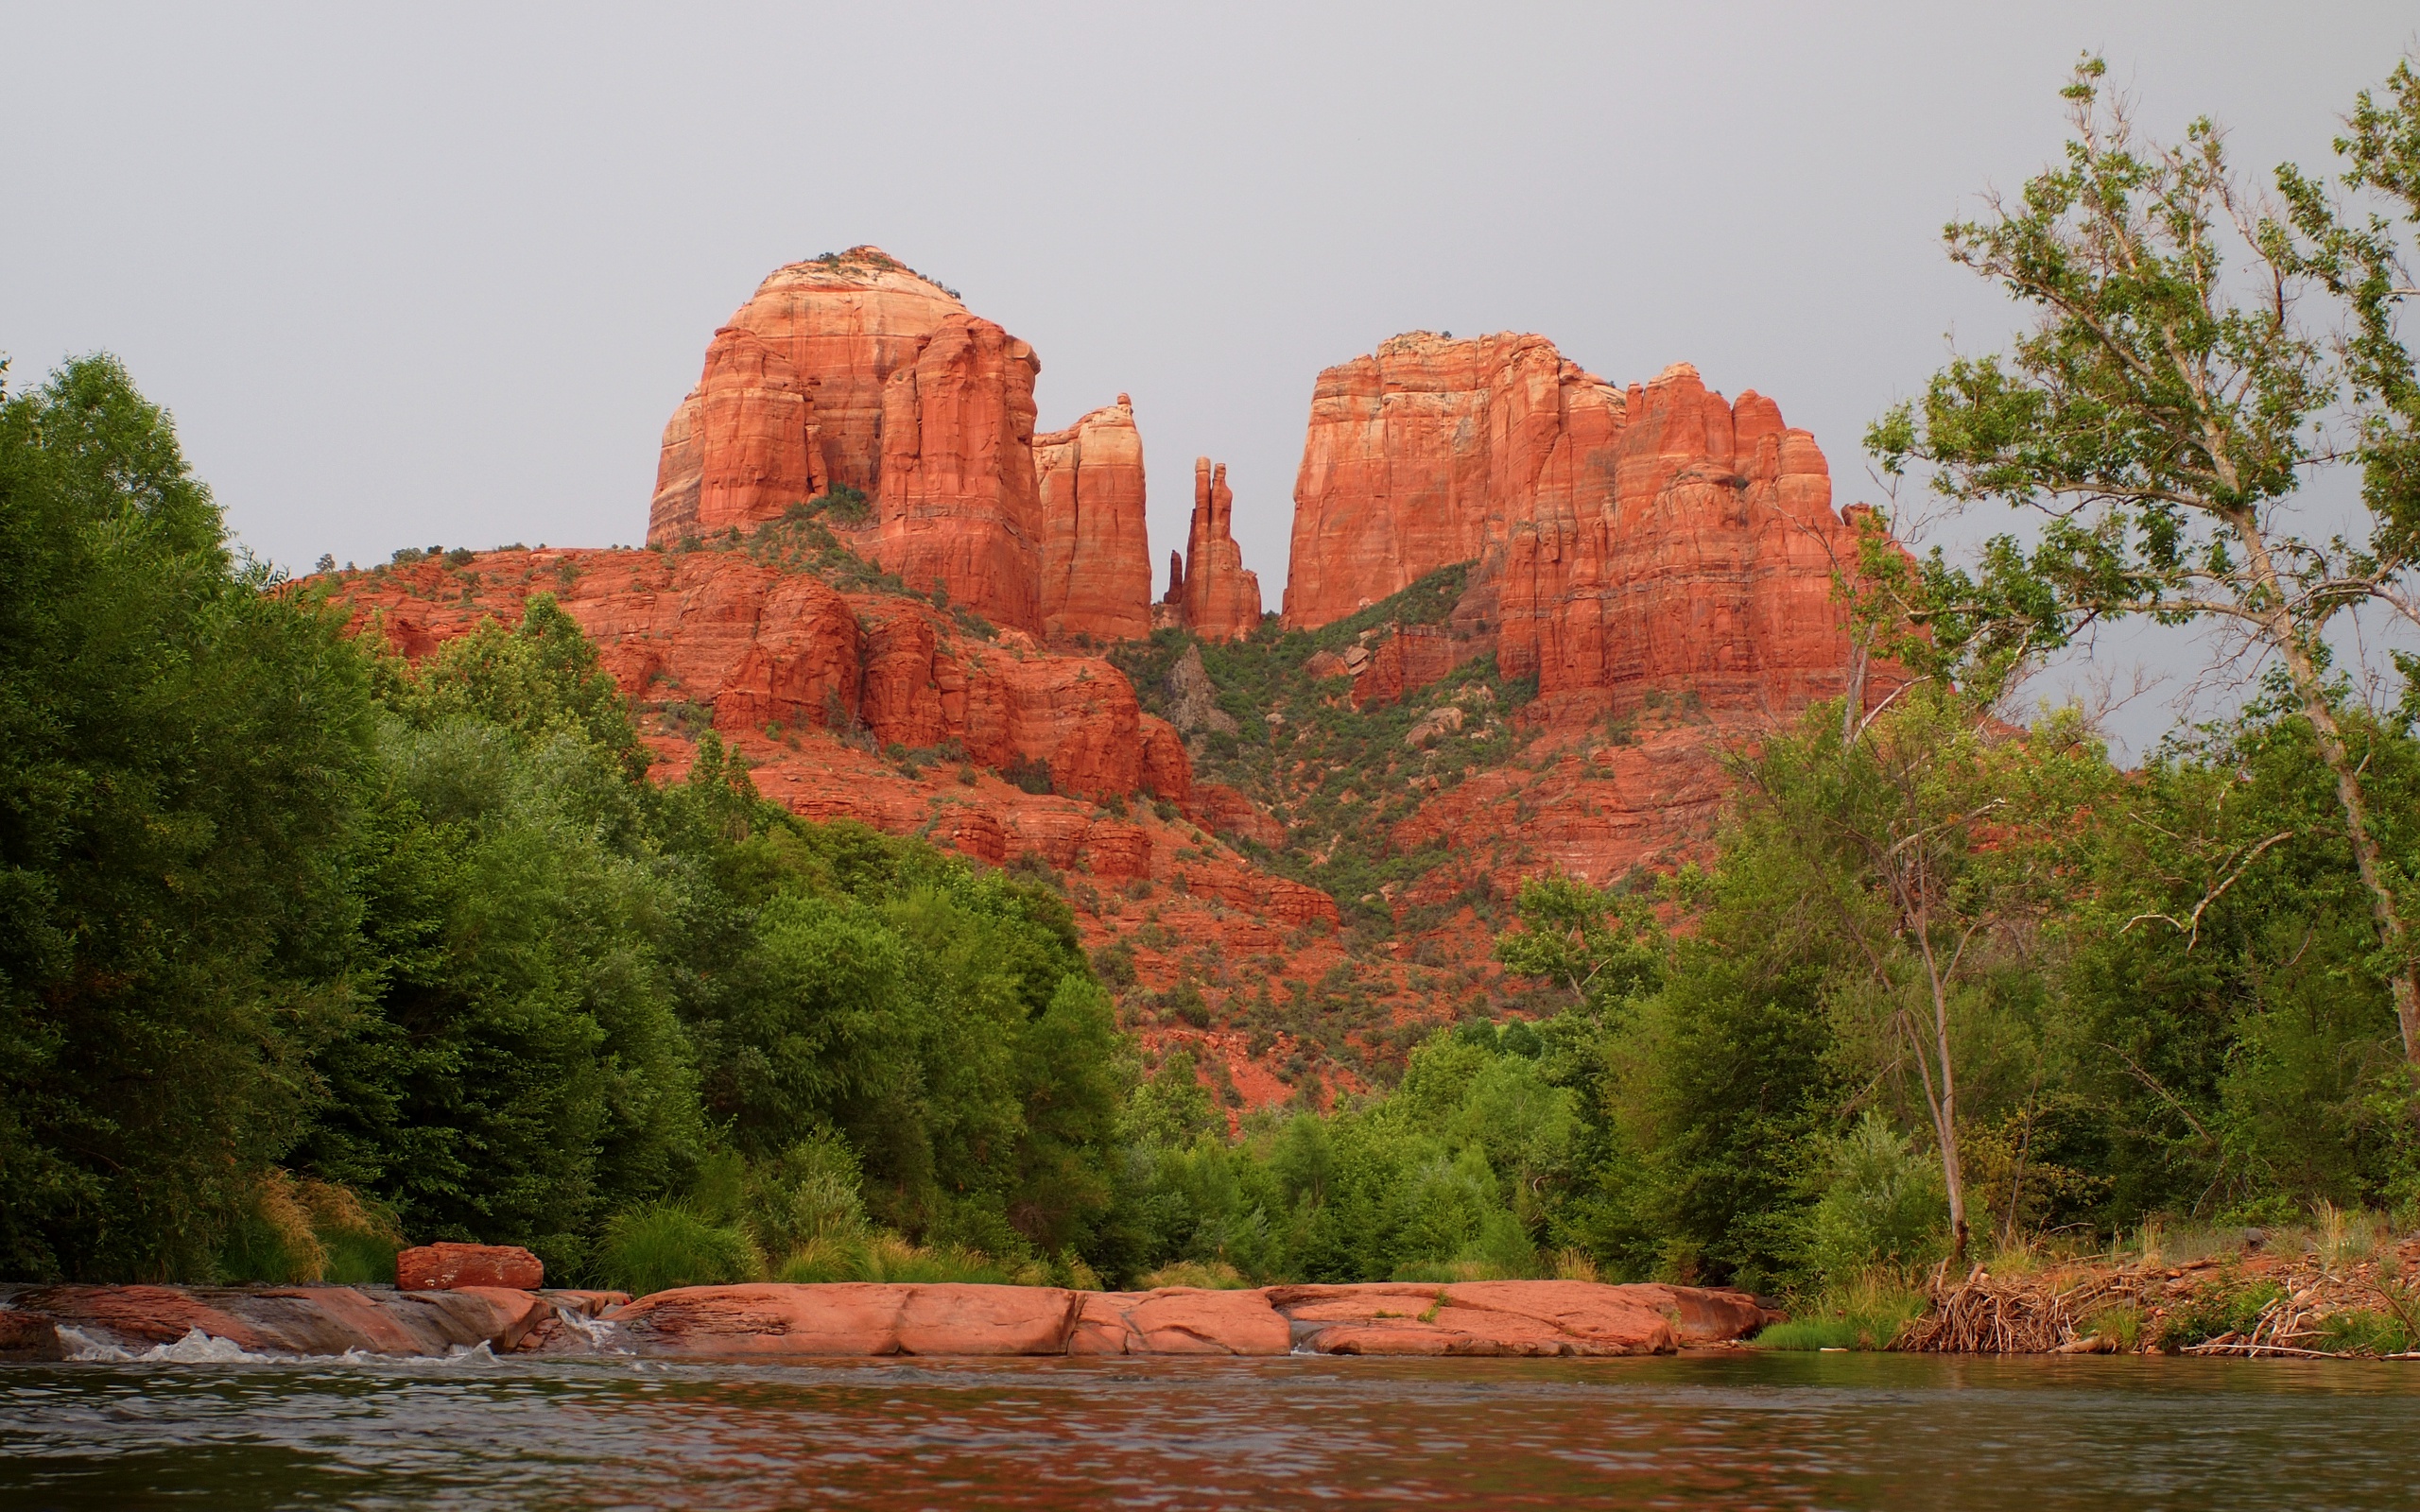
[7,3,2414,754]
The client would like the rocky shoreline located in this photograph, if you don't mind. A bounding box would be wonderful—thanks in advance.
[0,1272,1777,1364]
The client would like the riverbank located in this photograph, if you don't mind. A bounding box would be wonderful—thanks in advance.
[1785,1225,2420,1358]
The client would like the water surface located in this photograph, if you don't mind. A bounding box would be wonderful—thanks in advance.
[3,1351,2411,1509]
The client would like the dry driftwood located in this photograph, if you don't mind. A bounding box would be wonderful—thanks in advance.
[1893,1263,2131,1354]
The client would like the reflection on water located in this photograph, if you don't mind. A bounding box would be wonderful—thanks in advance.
[2,1351,2412,1510]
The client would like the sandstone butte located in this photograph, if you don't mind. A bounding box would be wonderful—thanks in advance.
[648,247,1156,645]
[1283,331,1876,714]
[1160,456,1263,642]
[0,1280,1777,1362]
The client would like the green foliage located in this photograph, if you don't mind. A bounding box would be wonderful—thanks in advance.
[596,1203,761,1296]
[1493,872,1668,1014]
[0,355,1132,1285]
[2152,1272,2285,1349]
[1091,1026,1585,1286]
[1109,564,1533,954]
[1804,1114,1949,1278]
[1870,52,2420,1074]
[0,355,378,1280]
[1754,1275,1927,1350]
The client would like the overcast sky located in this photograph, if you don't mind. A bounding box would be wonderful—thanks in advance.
[7,3,2414,754]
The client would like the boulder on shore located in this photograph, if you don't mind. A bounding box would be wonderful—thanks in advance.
[396,1243,544,1292]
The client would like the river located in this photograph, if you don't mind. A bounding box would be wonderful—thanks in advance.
[1,1351,2410,1509]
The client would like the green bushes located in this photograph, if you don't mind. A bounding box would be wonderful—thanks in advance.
[596,1205,761,1296]
[1754,1275,1927,1351]
[1803,1114,1948,1280]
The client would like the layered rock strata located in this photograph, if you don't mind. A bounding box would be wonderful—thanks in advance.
[1283,333,1874,710]
[348,550,1188,805]
[873,312,1046,631]
[1032,396,1153,643]
[649,248,1155,643]
[1164,457,1261,642]
[0,1283,601,1361]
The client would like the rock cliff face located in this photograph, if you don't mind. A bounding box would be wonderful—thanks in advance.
[1282,333,1871,711]
[349,549,1181,803]
[649,249,1154,643]
[1164,457,1261,642]
[873,313,1046,632]
[651,248,965,542]
[1032,396,1153,644]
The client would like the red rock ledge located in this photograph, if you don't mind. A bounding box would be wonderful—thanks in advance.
[588,1280,1775,1358]
[0,1280,1774,1362]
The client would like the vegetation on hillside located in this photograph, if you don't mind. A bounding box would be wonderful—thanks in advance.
[1110,562,1538,937]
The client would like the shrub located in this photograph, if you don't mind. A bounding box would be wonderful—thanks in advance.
[1002,754,1054,795]
[2152,1273,2285,1349]
[1141,1259,1250,1289]
[774,1232,1030,1285]
[218,1174,328,1284]
[596,1205,761,1297]
[743,1135,869,1257]
[1754,1273,1926,1350]
[1804,1113,1947,1281]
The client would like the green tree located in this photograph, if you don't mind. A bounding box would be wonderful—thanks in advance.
[1872,56,2420,1060]
[0,355,379,1279]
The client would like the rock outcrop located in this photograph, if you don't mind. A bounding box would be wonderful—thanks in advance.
[1165,457,1261,642]
[650,249,1158,643]
[1282,333,1875,711]
[1032,395,1153,644]
[0,1278,1773,1362]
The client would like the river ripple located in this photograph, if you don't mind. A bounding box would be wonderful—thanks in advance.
[2,1351,2412,1509]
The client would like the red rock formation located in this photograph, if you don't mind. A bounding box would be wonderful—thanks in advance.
[1170,457,1262,642]
[396,1243,544,1292]
[1032,395,1153,644]
[650,249,965,543]
[1281,333,1876,712]
[1283,332,1519,624]
[650,250,1163,644]
[1067,1288,1295,1355]
[1350,624,1479,710]
[874,314,1046,632]
[341,550,1184,805]
[1263,1280,1772,1356]
[2,1283,558,1359]
[562,1280,1764,1357]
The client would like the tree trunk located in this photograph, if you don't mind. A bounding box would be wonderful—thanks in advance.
[2235,515,2420,1062]
[1929,970,1969,1263]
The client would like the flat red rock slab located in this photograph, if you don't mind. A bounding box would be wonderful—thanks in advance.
[1068,1289,1292,1355]
[1261,1280,1771,1356]
[603,1283,918,1356]
[0,1283,552,1358]
[396,1243,544,1292]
